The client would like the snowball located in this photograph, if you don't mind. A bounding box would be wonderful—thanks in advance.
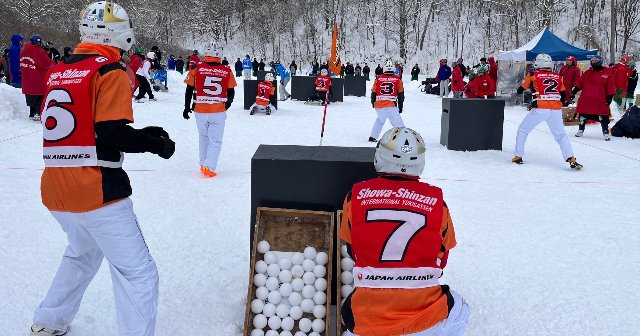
[291,278,305,292]
[250,329,265,336]
[341,258,354,271]
[300,298,314,313]
[280,331,293,336]
[312,305,326,319]
[281,316,295,331]
[294,332,306,336]
[276,302,290,318]
[251,299,264,314]
[265,331,279,336]
[267,264,281,277]
[255,260,268,274]
[302,259,315,272]
[254,273,267,287]
[253,314,267,329]
[304,246,317,260]
[309,333,321,336]
[266,277,280,291]
[341,284,353,298]
[289,305,303,320]
[312,265,326,278]
[264,251,277,265]
[263,303,276,317]
[256,286,269,301]
[298,318,312,332]
[268,316,281,330]
[302,272,316,285]
[290,265,304,278]
[278,258,292,270]
[268,290,282,305]
[312,291,326,305]
[288,292,302,306]
[279,269,293,284]
[279,283,293,297]
[301,285,316,299]
[341,271,353,285]
[257,240,270,254]
[314,251,328,265]
[311,319,325,333]
[313,278,327,292]
[341,245,348,258]
[291,252,305,265]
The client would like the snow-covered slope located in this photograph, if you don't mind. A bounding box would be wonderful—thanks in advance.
[0,71,638,335]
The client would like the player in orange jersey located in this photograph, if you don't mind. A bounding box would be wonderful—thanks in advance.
[341,127,469,336]
[249,72,276,115]
[513,53,582,170]
[368,61,405,142]
[306,68,332,105]
[184,46,237,177]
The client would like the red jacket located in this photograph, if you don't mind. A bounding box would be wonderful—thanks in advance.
[488,57,498,83]
[611,63,631,93]
[129,54,143,73]
[576,67,616,116]
[451,66,464,91]
[559,64,580,95]
[19,44,54,95]
[188,55,201,70]
[472,74,496,98]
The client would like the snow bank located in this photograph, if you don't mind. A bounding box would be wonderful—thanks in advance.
[0,83,27,121]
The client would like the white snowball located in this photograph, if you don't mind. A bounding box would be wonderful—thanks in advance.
[251,299,264,314]
[288,292,302,306]
[257,240,270,254]
[263,303,276,317]
[289,305,303,320]
[266,331,279,336]
[281,316,295,331]
[341,245,348,258]
[254,273,267,287]
[341,284,353,298]
[314,251,328,265]
[255,260,268,274]
[268,290,282,305]
[298,318,312,332]
[280,331,293,336]
[302,259,315,272]
[301,285,316,299]
[256,286,269,301]
[313,278,327,292]
[312,265,326,278]
[312,305,326,319]
[253,314,268,329]
[290,265,304,278]
[313,291,326,305]
[311,319,325,333]
[264,251,277,265]
[267,264,281,277]
[279,283,293,297]
[309,333,321,336]
[250,329,265,336]
[278,258,292,270]
[341,258,354,271]
[303,246,317,260]
[291,278,305,292]
[266,277,280,291]
[268,316,281,330]
[294,332,307,336]
[279,269,293,284]
[341,271,353,285]
[302,272,316,285]
[291,252,305,265]
[276,303,290,318]
[300,298,314,313]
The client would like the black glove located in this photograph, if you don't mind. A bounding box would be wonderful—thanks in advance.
[225,101,233,110]
[157,138,175,159]
[606,95,613,105]
[570,94,575,101]
[399,106,403,113]
[141,126,169,139]
[183,108,191,120]
[563,100,570,107]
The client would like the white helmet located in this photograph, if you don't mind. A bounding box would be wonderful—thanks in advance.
[374,127,426,177]
[204,46,222,58]
[534,53,553,69]
[146,52,156,60]
[383,61,395,74]
[265,72,275,81]
[79,1,136,51]
[320,68,328,76]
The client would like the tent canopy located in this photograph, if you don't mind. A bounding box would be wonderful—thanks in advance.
[496,29,597,62]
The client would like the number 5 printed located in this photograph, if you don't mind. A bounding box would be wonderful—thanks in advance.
[366,209,426,262]
[203,76,223,96]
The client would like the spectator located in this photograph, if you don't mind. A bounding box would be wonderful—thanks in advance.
[151,45,162,63]
[410,64,420,81]
[395,63,403,76]
[354,63,362,76]
[62,46,72,60]
[573,55,616,140]
[474,57,488,68]
[451,61,464,98]
[222,57,229,66]
[242,55,252,79]
[457,58,468,78]
[258,59,265,71]
[464,72,479,98]
[345,62,355,76]
[363,63,371,80]
[488,56,498,86]
[375,63,383,76]
[1,49,9,84]
[290,60,297,75]
[188,50,201,69]
[135,52,157,102]
[175,55,185,74]
[470,66,495,98]
[47,42,61,63]
[435,59,452,97]
[19,35,54,120]
[275,62,291,101]
[612,55,632,112]
[167,54,176,70]
[625,61,638,110]
[234,57,243,77]
[340,63,345,78]
[252,57,259,76]
[311,58,319,75]
[9,34,23,88]
[558,56,580,105]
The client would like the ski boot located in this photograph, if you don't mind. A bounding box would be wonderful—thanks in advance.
[512,156,523,165]
[566,156,583,170]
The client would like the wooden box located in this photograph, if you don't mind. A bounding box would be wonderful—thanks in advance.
[562,107,579,126]
[244,207,335,335]
[335,210,354,336]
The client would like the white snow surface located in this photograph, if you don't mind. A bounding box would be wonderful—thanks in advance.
[1,71,639,335]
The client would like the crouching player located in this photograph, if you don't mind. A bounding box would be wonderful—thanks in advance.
[340,127,470,336]
[249,72,277,115]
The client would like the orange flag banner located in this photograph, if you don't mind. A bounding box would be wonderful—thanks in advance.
[329,22,341,76]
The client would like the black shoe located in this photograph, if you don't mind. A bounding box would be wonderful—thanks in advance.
[266,107,271,115]
[250,107,256,115]
[368,137,377,143]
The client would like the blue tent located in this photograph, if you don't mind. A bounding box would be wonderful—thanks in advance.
[496,29,598,61]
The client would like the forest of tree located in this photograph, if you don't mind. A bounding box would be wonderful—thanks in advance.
[2,0,639,71]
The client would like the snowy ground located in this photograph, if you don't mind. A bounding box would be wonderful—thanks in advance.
[0,72,639,336]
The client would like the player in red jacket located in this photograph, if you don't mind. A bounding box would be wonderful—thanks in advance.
[558,56,581,105]
[307,68,332,105]
[249,72,276,115]
[471,66,495,98]
[573,55,616,140]
[340,127,469,336]
[611,54,632,111]
[19,35,54,121]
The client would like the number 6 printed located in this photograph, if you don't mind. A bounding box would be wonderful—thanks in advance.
[203,76,223,96]
[42,89,76,142]
[366,209,426,262]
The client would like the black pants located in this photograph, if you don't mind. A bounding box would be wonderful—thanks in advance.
[579,113,609,133]
[25,94,44,117]
[135,74,154,100]
[309,89,330,103]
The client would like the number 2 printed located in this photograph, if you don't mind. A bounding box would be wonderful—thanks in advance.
[366,209,426,262]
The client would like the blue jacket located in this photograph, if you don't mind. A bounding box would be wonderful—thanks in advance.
[437,65,451,81]
[275,64,290,83]
[242,58,252,70]
[9,34,23,84]
[167,55,176,70]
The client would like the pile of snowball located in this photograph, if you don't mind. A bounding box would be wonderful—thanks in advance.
[251,240,329,336]
[339,245,355,301]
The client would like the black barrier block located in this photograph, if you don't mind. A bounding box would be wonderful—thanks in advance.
[440,98,505,151]
[344,76,367,97]
[290,76,344,102]
[257,70,276,81]
[243,80,278,110]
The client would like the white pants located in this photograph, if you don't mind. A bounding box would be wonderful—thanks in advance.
[440,79,450,97]
[33,198,158,336]
[195,112,227,171]
[243,69,251,80]
[347,290,469,336]
[514,108,574,160]
[279,77,290,100]
[370,106,405,139]
[249,103,277,114]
